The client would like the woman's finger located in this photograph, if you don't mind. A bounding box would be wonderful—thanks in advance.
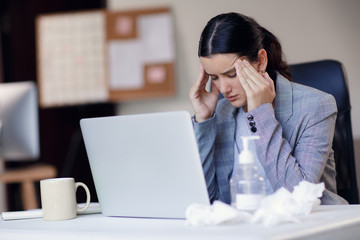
[264,72,275,93]
[198,65,209,88]
[192,65,209,95]
[235,60,254,92]
[237,60,260,90]
[211,80,220,95]
[242,60,268,86]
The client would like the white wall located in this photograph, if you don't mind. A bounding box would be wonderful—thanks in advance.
[108,0,360,137]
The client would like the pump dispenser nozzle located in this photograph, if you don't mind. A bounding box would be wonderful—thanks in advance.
[239,136,260,164]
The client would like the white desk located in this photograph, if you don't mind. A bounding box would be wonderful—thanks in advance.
[1,205,360,240]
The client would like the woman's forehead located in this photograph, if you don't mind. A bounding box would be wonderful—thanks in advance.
[200,54,241,74]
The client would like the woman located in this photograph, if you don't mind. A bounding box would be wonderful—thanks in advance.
[189,12,347,205]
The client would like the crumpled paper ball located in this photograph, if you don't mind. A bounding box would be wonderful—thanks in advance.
[185,200,252,226]
[292,181,324,215]
[251,187,300,226]
[252,181,324,227]
[186,181,325,227]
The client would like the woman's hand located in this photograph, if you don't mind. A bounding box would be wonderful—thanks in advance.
[189,65,220,122]
[235,59,275,112]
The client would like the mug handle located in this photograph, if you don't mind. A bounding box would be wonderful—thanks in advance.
[75,182,91,213]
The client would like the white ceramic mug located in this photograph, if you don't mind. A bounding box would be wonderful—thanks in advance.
[40,177,90,221]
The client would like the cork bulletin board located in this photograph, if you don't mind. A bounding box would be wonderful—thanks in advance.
[36,7,175,108]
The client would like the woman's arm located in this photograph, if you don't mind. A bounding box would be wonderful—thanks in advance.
[192,115,219,202]
[248,94,336,192]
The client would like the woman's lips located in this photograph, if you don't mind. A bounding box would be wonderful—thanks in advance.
[226,95,238,102]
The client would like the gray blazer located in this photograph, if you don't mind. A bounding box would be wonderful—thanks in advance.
[193,74,348,205]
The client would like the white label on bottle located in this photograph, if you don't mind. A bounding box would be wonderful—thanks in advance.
[236,194,263,211]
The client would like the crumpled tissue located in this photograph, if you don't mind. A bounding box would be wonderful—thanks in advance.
[186,181,325,227]
[252,181,324,226]
[186,200,252,226]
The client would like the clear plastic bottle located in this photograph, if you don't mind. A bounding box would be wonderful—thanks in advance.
[230,136,265,211]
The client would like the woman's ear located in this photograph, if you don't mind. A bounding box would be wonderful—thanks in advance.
[257,49,268,73]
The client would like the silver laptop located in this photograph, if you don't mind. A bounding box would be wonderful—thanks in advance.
[80,111,210,219]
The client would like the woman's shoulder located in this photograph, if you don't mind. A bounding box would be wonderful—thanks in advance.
[276,74,337,118]
[290,81,336,107]
[277,74,335,106]
[286,82,337,121]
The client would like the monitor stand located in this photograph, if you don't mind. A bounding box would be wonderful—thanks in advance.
[0,158,8,212]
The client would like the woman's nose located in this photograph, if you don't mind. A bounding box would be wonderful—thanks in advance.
[218,79,231,94]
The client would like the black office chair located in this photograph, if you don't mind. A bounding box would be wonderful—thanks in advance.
[289,59,359,204]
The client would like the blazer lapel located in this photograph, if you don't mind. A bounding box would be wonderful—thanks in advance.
[274,74,294,124]
[216,100,237,181]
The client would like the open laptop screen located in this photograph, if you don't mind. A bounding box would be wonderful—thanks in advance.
[80,111,210,219]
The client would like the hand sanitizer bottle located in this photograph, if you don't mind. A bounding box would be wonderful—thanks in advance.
[230,136,265,211]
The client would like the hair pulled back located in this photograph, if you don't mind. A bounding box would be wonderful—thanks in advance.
[198,12,292,81]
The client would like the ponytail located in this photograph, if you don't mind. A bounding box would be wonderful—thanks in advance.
[261,27,292,81]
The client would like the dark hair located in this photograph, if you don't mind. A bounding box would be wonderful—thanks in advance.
[198,12,292,81]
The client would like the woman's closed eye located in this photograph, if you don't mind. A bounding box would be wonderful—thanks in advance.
[228,72,237,78]
[210,75,218,81]
[209,72,236,81]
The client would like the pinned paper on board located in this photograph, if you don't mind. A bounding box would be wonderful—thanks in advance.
[146,65,167,84]
[108,40,144,90]
[115,16,134,37]
[36,7,175,107]
[106,8,175,101]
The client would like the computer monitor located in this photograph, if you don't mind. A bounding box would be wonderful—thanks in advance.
[0,81,40,161]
